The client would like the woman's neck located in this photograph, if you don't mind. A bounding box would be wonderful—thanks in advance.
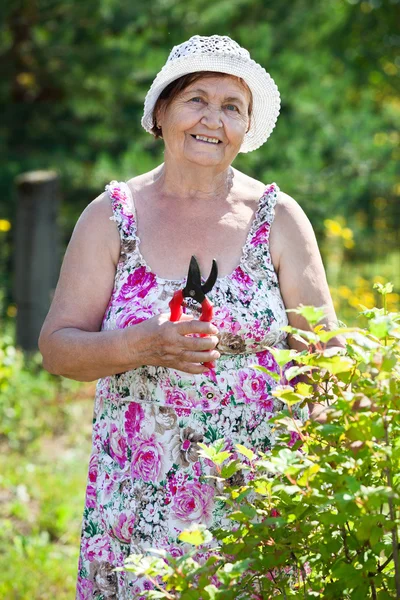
[152,162,234,204]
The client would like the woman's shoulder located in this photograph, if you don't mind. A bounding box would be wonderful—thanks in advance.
[231,168,267,201]
[126,167,161,195]
[274,190,312,231]
[271,189,317,262]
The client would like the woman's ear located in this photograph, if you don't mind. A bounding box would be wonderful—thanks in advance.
[155,101,166,129]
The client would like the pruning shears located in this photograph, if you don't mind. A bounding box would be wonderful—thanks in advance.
[169,255,218,369]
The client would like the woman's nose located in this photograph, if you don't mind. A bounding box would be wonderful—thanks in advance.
[200,105,223,128]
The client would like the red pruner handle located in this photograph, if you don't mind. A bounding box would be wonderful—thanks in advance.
[200,297,215,370]
[199,297,214,324]
[169,290,184,322]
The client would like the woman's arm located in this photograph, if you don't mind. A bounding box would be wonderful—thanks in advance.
[39,193,220,382]
[270,191,345,351]
[270,191,345,421]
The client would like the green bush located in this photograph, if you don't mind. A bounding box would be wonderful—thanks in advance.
[123,283,400,599]
[0,328,80,450]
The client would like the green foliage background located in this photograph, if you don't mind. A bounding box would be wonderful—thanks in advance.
[1,0,399,313]
[0,2,399,596]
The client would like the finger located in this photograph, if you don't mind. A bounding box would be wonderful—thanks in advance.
[177,313,195,322]
[179,349,220,363]
[175,362,213,375]
[181,335,220,352]
[176,319,219,336]
[158,312,194,324]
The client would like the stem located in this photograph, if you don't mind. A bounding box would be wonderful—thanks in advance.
[146,576,175,599]
[376,544,400,573]
[340,526,351,563]
[370,578,377,600]
[383,415,400,597]
[291,551,307,582]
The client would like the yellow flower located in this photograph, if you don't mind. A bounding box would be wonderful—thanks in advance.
[348,296,361,308]
[324,219,342,237]
[359,292,375,308]
[338,286,352,299]
[6,305,17,318]
[341,228,353,240]
[387,293,399,310]
[0,219,11,232]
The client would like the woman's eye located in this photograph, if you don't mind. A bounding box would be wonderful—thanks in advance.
[225,104,239,112]
[190,97,203,103]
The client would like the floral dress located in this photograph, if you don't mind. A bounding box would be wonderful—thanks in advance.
[76,179,308,600]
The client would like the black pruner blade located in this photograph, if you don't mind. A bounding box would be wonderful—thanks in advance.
[182,255,218,304]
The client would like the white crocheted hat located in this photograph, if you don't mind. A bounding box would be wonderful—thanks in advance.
[141,35,281,153]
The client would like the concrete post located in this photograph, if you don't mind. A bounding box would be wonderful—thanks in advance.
[14,170,60,352]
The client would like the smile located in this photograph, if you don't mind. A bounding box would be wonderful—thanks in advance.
[190,134,221,144]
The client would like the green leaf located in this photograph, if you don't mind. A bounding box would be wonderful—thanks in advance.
[295,382,313,397]
[220,460,241,479]
[251,364,280,381]
[314,355,354,374]
[267,348,299,367]
[318,327,359,343]
[284,365,316,381]
[286,305,327,326]
[203,585,219,599]
[369,316,393,339]
[373,282,394,295]
[211,451,232,466]
[271,385,303,406]
[235,444,256,461]
[178,525,213,546]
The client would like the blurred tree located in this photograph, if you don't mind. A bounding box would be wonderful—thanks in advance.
[0,0,399,314]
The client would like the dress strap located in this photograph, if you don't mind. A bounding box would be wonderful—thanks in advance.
[105,180,136,240]
[247,182,280,248]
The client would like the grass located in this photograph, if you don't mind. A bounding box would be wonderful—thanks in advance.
[0,388,94,600]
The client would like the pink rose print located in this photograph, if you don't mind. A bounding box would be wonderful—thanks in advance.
[258,396,274,412]
[192,461,202,477]
[120,213,134,235]
[85,484,97,509]
[93,419,108,453]
[196,384,221,411]
[116,304,154,328]
[235,370,273,410]
[171,481,215,526]
[125,402,144,443]
[131,434,166,483]
[76,575,94,600]
[117,267,156,302]
[213,305,241,334]
[246,319,269,343]
[165,388,192,417]
[82,533,114,563]
[250,222,270,246]
[109,424,127,467]
[108,184,135,235]
[168,546,184,558]
[111,512,135,544]
[231,266,253,289]
[88,453,98,483]
[257,349,279,373]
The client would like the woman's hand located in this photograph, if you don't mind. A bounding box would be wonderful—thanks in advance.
[125,313,221,374]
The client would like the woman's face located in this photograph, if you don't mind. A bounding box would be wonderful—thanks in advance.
[157,75,251,169]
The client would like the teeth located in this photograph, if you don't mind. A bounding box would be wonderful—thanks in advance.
[195,135,219,144]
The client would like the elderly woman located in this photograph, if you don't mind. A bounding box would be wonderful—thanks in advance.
[39,35,341,599]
